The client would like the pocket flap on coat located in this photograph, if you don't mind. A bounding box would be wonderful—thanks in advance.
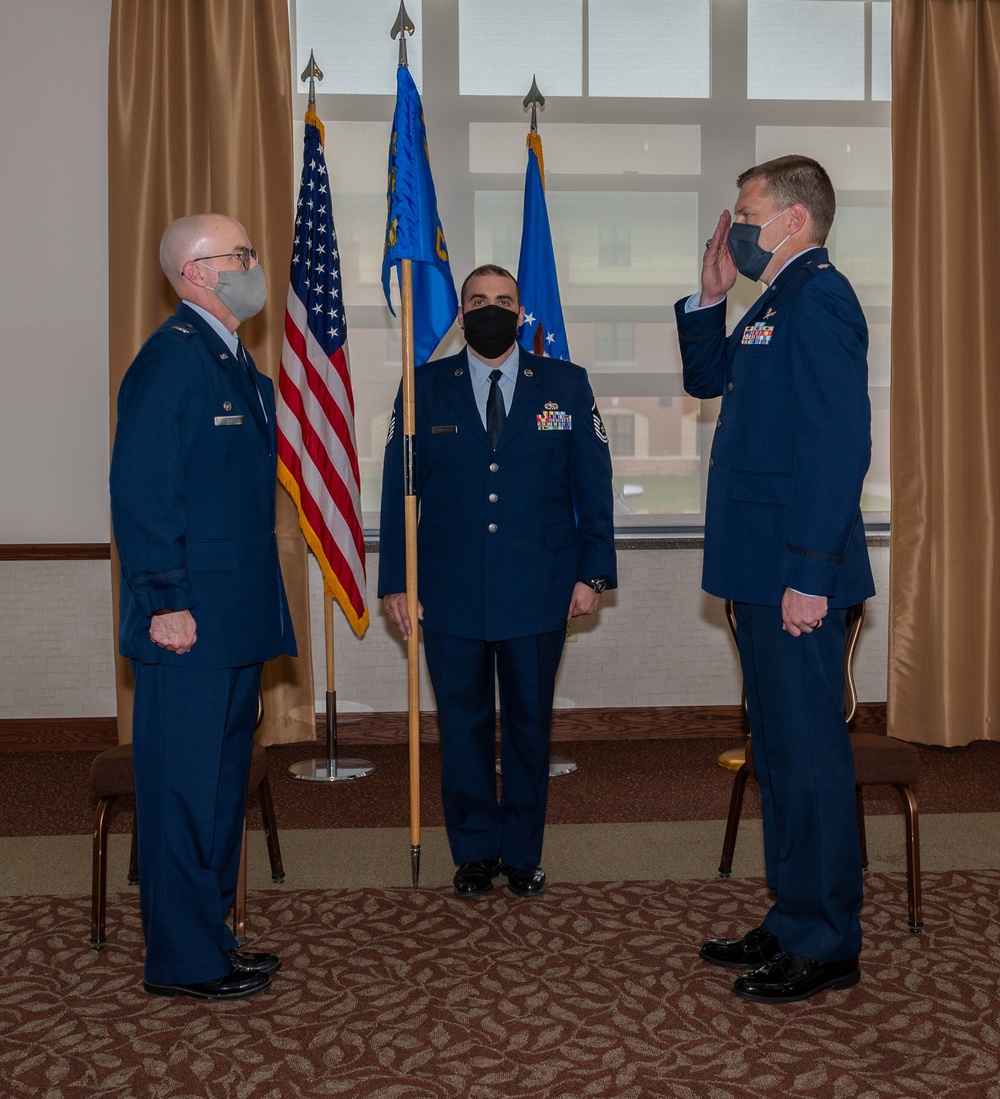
[730,472,792,505]
[543,521,578,550]
[186,539,237,572]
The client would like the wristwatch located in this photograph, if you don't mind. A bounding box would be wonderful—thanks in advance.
[583,578,607,593]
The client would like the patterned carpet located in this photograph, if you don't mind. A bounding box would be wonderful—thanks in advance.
[3,872,999,1099]
[3,738,999,1096]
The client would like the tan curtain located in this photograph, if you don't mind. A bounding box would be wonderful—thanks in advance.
[108,0,315,746]
[888,0,1000,745]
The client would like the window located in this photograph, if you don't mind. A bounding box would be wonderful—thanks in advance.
[291,0,891,531]
[604,413,636,457]
[595,323,636,365]
[599,224,632,269]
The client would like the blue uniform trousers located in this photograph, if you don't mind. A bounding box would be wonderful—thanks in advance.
[734,602,863,962]
[131,661,261,984]
[422,628,566,870]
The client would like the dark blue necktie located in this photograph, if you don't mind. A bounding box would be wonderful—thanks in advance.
[237,342,267,432]
[486,368,506,448]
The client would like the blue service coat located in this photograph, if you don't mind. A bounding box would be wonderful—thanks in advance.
[676,249,875,607]
[378,347,617,640]
[111,303,296,666]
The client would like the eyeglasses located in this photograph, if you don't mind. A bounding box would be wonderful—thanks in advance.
[192,247,258,271]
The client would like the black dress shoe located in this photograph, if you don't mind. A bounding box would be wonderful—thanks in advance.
[732,951,861,1003]
[229,948,281,975]
[453,859,502,897]
[144,968,272,1001]
[699,926,781,970]
[503,865,546,897]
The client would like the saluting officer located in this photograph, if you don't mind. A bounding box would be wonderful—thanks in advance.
[678,156,874,1004]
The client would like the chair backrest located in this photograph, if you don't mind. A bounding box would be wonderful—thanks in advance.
[725,600,866,725]
[841,601,865,725]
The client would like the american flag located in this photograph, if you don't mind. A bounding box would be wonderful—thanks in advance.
[277,109,369,637]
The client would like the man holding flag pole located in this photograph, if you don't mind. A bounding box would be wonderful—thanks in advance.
[379,38,616,899]
[380,3,459,886]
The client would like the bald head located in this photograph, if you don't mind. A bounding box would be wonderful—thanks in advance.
[159,214,249,294]
[159,213,258,331]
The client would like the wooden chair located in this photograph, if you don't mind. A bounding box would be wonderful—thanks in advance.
[89,706,285,948]
[718,601,923,932]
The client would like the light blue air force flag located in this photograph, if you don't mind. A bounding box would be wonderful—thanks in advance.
[381,66,458,365]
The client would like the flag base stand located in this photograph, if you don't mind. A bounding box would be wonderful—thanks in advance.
[548,755,577,777]
[289,692,375,782]
[289,758,375,782]
[496,755,577,779]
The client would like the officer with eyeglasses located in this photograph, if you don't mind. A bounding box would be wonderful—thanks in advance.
[111,214,295,1001]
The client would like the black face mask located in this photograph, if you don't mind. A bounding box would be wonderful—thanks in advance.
[462,304,519,360]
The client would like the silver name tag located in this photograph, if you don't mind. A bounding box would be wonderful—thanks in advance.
[214,415,244,426]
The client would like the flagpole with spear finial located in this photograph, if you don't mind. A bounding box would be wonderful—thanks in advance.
[515,75,578,780]
[390,1,422,887]
[524,74,545,135]
[286,50,375,785]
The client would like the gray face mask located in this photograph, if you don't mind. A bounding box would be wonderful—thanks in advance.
[200,263,268,322]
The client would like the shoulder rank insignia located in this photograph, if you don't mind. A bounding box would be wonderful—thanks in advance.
[171,325,194,335]
[817,263,831,269]
[593,403,609,444]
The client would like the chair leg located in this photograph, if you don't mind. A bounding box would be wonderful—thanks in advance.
[718,765,749,877]
[91,796,116,949]
[127,816,139,886]
[233,815,247,945]
[257,775,285,883]
[855,786,869,871]
[896,784,923,933]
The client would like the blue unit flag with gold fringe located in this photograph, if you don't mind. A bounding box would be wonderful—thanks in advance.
[381,66,457,364]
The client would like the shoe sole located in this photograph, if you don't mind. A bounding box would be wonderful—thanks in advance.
[699,946,780,970]
[238,961,281,976]
[143,975,272,1000]
[507,883,547,897]
[229,954,282,976]
[732,968,861,1004]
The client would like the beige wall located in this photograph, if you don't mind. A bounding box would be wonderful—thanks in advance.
[0,544,889,721]
[0,0,112,543]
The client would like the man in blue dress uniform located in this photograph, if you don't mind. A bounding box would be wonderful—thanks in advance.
[110,214,296,1000]
[677,157,874,1003]
[379,265,616,899]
